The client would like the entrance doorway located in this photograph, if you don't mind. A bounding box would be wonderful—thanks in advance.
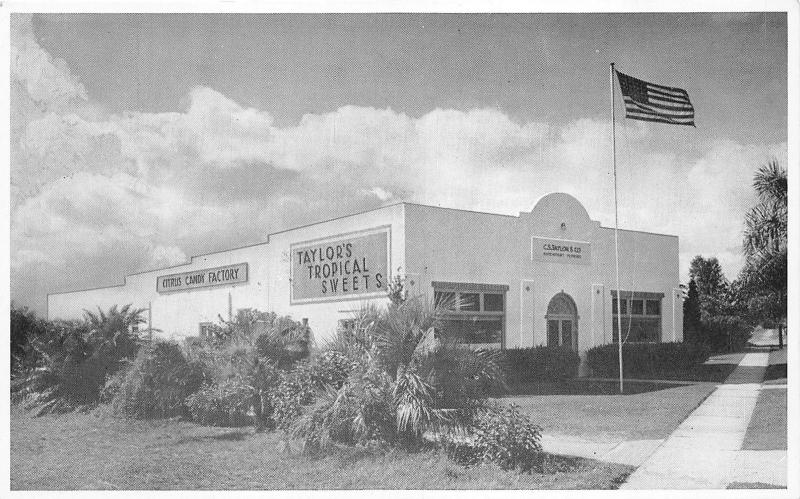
[546,292,579,351]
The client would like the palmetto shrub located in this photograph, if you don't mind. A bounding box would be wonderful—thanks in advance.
[184,309,312,429]
[291,297,509,453]
[14,305,145,415]
[290,355,397,452]
[112,341,205,419]
[185,377,254,427]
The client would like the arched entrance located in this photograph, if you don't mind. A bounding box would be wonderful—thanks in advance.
[546,292,578,351]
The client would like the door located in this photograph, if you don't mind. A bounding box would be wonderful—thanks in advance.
[545,293,579,351]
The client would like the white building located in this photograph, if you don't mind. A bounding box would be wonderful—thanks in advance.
[48,193,683,355]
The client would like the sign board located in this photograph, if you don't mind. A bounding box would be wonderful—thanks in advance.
[531,236,591,265]
[157,262,248,293]
[291,228,389,304]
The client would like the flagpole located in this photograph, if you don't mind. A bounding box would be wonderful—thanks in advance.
[610,62,624,393]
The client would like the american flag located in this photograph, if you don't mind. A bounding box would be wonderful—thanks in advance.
[615,70,695,127]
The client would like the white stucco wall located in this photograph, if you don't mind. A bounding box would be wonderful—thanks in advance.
[404,193,682,352]
[48,193,681,350]
[49,204,405,343]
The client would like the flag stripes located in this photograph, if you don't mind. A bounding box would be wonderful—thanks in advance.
[615,70,695,127]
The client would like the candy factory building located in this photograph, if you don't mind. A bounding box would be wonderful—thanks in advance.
[48,193,683,355]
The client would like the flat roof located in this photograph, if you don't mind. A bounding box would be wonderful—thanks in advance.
[48,199,678,296]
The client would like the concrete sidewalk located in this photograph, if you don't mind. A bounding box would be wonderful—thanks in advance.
[621,351,769,489]
[540,434,664,466]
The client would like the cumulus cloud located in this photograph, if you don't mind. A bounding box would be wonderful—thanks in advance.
[11,14,87,108]
[10,18,786,314]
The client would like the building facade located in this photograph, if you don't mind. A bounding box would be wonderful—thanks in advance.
[48,193,683,356]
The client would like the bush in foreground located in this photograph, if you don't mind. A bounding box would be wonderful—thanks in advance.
[112,341,204,419]
[585,342,712,379]
[443,403,543,472]
[14,305,145,414]
[290,297,508,453]
[501,346,580,383]
[185,378,254,426]
[184,309,312,428]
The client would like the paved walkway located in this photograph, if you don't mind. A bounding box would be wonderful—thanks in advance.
[540,434,664,466]
[621,351,769,489]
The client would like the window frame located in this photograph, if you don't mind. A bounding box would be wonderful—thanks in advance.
[610,290,664,343]
[198,321,213,339]
[431,282,508,348]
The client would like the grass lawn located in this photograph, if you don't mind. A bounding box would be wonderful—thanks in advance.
[741,388,788,451]
[763,348,787,385]
[10,406,633,490]
[503,380,718,441]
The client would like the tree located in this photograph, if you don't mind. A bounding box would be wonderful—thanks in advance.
[740,159,787,348]
[689,256,727,298]
[682,278,702,344]
[687,256,748,351]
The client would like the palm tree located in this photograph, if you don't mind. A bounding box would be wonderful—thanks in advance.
[83,304,146,355]
[293,296,506,449]
[193,309,313,430]
[741,159,787,348]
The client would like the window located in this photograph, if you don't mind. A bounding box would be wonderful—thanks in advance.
[611,291,664,343]
[460,293,480,311]
[199,322,213,339]
[483,293,504,312]
[130,324,139,334]
[434,290,456,309]
[431,282,508,347]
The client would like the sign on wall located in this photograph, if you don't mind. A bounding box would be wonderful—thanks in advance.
[157,263,248,293]
[531,236,591,265]
[291,228,389,304]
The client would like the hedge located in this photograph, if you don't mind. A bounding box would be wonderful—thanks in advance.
[585,342,712,379]
[501,346,580,383]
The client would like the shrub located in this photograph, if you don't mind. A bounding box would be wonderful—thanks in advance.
[183,309,313,429]
[15,321,104,413]
[501,346,580,383]
[185,378,254,427]
[444,403,543,472]
[290,358,396,452]
[291,299,509,453]
[99,365,129,404]
[14,305,146,414]
[112,342,205,419]
[310,350,353,389]
[585,342,712,379]
[270,361,317,430]
[11,304,45,376]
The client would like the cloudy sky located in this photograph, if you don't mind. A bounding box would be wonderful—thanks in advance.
[11,12,788,314]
